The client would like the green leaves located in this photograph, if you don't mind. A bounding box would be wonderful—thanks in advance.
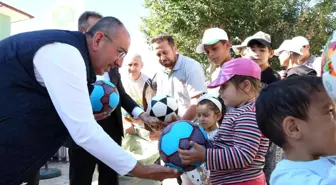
[141,0,336,72]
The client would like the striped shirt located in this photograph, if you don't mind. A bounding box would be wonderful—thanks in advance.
[206,101,269,184]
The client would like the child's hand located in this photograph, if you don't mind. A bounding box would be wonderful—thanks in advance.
[178,141,206,165]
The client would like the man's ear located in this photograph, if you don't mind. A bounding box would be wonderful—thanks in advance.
[172,44,177,53]
[91,32,104,52]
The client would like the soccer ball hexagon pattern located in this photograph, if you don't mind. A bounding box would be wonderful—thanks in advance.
[148,94,178,122]
[159,120,209,172]
[90,80,119,114]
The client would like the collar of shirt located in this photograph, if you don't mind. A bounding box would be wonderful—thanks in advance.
[128,72,142,82]
[303,55,315,67]
[96,72,110,82]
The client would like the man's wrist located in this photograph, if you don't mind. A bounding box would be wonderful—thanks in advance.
[138,112,145,119]
[138,112,149,122]
[132,107,145,119]
[129,162,147,178]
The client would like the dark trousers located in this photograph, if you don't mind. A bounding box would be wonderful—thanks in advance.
[24,171,40,185]
[69,147,119,185]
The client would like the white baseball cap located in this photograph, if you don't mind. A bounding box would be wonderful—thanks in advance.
[289,42,303,55]
[232,36,251,55]
[232,36,251,49]
[247,31,272,47]
[275,39,303,56]
[274,40,292,56]
[292,36,309,47]
[196,28,229,53]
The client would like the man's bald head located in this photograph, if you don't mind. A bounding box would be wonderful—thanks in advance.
[129,54,143,64]
[85,16,131,75]
[128,54,143,79]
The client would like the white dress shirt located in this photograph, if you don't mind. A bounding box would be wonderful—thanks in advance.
[33,42,137,175]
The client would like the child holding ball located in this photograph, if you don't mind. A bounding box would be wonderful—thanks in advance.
[179,58,269,185]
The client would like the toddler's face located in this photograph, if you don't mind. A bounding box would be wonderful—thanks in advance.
[303,90,336,157]
[219,81,241,108]
[196,104,220,131]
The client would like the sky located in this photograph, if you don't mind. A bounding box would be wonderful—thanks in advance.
[4,0,160,78]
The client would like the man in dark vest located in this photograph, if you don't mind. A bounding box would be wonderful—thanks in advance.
[0,16,178,185]
[67,11,161,185]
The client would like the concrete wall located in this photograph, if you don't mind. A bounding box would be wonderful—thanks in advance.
[0,13,11,40]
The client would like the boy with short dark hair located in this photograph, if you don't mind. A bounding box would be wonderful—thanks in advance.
[246,31,282,184]
[256,76,336,185]
[246,31,281,86]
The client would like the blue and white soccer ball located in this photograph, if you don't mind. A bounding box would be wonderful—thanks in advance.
[90,80,119,114]
[159,120,209,172]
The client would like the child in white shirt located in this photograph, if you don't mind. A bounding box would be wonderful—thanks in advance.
[256,76,336,185]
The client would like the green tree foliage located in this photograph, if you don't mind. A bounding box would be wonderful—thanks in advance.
[140,0,336,73]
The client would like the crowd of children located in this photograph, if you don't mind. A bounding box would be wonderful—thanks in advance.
[175,27,331,185]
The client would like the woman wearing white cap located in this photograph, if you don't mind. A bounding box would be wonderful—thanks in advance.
[275,39,317,78]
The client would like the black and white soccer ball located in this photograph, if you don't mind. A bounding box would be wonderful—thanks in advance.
[148,94,178,122]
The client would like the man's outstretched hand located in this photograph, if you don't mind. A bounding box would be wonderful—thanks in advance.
[139,112,165,131]
[139,112,180,131]
[130,162,180,181]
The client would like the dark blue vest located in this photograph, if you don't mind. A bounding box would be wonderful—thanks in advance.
[0,30,96,185]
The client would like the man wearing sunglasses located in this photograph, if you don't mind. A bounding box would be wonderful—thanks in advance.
[0,14,178,185]
[66,11,164,185]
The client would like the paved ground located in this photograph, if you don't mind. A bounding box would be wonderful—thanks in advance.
[38,162,179,185]
[39,162,98,185]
